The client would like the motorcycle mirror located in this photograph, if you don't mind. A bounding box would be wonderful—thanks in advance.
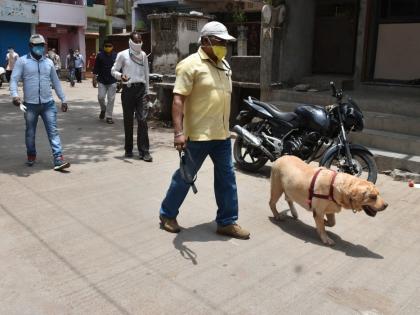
[330,81,337,97]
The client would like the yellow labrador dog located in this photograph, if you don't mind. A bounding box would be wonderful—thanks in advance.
[269,156,388,246]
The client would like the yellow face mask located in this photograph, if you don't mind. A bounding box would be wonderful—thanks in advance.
[212,45,227,61]
[104,47,113,53]
[205,37,227,61]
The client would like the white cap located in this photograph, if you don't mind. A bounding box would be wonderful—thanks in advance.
[29,34,46,45]
[199,21,236,42]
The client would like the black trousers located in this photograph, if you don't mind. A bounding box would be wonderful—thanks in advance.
[121,84,150,154]
[75,68,82,82]
[6,70,12,82]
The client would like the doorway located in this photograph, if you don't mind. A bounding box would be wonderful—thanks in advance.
[47,38,59,54]
[312,0,359,74]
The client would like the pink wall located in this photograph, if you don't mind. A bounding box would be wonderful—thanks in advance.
[37,24,86,69]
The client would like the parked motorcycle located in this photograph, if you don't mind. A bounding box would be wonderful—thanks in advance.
[233,82,378,183]
[0,67,6,88]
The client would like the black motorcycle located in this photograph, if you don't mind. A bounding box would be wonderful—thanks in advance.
[233,82,378,183]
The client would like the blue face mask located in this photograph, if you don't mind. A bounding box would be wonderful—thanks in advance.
[31,45,45,57]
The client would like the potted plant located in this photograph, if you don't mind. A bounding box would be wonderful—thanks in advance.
[233,3,248,55]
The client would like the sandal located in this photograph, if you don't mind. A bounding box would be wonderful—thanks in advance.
[106,118,114,124]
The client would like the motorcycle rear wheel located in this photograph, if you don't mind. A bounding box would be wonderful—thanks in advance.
[233,138,269,172]
[322,150,378,183]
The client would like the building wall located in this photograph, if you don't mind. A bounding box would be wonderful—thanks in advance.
[38,1,86,27]
[177,17,207,58]
[150,17,178,74]
[374,23,420,81]
[231,56,260,83]
[37,24,86,68]
[277,0,315,84]
[150,15,210,74]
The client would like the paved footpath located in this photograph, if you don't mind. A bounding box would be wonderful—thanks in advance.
[0,81,419,315]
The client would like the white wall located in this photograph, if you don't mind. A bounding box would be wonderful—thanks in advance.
[38,1,86,27]
[177,17,207,57]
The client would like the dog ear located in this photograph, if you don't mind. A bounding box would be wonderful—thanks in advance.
[350,187,368,210]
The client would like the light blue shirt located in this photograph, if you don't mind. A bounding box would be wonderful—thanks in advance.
[10,53,66,104]
[74,54,84,69]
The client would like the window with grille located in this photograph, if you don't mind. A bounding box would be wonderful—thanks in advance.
[161,18,172,31]
[186,20,198,31]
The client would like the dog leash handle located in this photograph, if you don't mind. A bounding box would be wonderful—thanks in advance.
[179,149,198,194]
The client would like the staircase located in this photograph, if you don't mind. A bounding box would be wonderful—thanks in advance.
[269,85,420,173]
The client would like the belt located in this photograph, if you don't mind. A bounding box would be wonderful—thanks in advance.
[124,82,144,88]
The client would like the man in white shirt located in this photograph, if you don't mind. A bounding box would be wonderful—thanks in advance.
[111,31,152,162]
[5,47,19,82]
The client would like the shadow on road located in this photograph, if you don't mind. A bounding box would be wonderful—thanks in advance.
[268,216,384,259]
[234,164,272,179]
[172,222,229,265]
[0,94,172,176]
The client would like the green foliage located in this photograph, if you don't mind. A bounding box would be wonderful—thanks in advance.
[136,20,146,31]
[233,10,247,24]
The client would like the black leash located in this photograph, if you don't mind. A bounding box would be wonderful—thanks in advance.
[179,149,198,194]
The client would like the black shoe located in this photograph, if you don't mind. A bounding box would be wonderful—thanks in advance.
[106,117,114,124]
[125,151,133,158]
[27,155,36,167]
[142,152,153,162]
[99,110,105,119]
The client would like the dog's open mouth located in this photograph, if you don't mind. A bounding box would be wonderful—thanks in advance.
[362,205,377,217]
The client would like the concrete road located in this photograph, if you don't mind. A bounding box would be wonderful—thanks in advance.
[0,81,419,315]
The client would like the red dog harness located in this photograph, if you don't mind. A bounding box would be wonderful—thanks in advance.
[308,169,338,209]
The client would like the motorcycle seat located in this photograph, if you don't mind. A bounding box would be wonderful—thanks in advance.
[253,100,298,122]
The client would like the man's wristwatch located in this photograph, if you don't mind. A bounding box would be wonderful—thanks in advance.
[174,131,184,138]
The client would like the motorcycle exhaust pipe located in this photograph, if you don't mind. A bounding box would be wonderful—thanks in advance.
[233,125,276,161]
[233,125,262,147]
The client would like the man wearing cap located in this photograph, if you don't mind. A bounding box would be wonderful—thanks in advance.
[9,34,70,171]
[159,21,250,239]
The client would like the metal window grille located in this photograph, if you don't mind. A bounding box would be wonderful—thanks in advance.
[186,20,198,31]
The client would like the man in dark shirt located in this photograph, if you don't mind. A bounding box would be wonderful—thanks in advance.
[93,40,117,124]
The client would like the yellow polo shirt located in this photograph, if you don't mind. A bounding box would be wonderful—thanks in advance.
[173,47,232,141]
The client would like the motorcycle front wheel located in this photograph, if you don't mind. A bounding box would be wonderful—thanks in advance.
[233,138,269,172]
[322,150,378,183]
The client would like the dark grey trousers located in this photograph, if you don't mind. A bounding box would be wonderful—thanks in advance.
[121,83,150,154]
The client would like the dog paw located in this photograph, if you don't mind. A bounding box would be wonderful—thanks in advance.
[275,213,287,221]
[324,219,335,227]
[322,237,336,246]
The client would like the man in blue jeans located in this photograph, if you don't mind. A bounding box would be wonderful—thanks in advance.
[159,22,250,239]
[10,34,70,171]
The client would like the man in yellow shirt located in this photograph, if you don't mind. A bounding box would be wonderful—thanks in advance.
[159,21,250,239]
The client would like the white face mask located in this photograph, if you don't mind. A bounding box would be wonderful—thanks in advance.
[129,39,143,53]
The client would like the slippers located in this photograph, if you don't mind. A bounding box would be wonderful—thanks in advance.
[106,118,114,124]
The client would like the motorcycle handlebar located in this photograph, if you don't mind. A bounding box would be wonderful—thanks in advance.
[330,81,343,101]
